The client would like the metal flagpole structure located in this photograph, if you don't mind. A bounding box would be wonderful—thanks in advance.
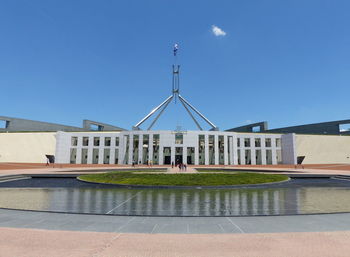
[133,44,219,131]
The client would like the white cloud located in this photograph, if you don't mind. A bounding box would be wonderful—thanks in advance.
[211,25,226,36]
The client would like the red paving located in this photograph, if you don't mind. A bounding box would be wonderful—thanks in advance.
[1,228,350,257]
[1,162,350,171]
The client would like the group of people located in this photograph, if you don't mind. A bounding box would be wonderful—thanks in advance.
[172,161,187,171]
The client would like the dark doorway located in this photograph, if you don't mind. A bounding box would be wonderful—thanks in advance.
[164,156,171,165]
[187,156,192,165]
[175,155,183,165]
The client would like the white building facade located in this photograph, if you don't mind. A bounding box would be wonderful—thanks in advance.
[55,130,297,165]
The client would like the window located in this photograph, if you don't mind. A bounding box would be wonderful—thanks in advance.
[105,137,111,146]
[71,137,78,146]
[255,138,261,147]
[340,124,350,133]
[237,138,240,147]
[175,133,183,144]
[0,120,7,128]
[81,149,88,164]
[152,134,160,165]
[94,137,100,146]
[133,135,139,163]
[265,138,271,147]
[244,138,250,147]
[115,137,119,146]
[198,135,205,165]
[252,126,260,132]
[103,149,110,164]
[93,149,99,164]
[70,148,77,164]
[276,138,281,147]
[82,137,89,146]
[209,135,215,165]
[218,135,224,165]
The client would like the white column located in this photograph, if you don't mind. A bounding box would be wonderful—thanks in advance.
[214,134,219,165]
[204,134,209,165]
[87,136,93,164]
[261,137,267,165]
[251,137,256,165]
[98,136,104,164]
[183,147,187,165]
[224,135,228,165]
[128,134,133,165]
[272,137,277,165]
[110,137,115,164]
[171,146,175,165]
[241,146,246,165]
[76,137,82,164]
[232,136,238,165]
[138,134,143,164]
[148,134,153,164]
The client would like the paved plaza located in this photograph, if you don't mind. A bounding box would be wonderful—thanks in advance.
[1,163,350,256]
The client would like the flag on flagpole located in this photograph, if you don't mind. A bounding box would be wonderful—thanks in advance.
[173,43,179,56]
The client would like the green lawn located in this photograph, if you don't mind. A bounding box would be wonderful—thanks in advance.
[78,172,288,186]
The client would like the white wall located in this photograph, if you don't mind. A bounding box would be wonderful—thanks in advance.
[281,133,296,164]
[296,134,350,164]
[0,132,56,163]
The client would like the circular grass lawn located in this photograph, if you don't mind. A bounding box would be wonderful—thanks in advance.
[78,172,289,187]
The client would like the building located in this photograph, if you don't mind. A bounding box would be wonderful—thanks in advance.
[1,119,350,165]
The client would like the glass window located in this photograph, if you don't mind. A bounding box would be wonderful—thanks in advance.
[256,149,262,165]
[71,137,78,146]
[103,149,110,164]
[175,133,183,144]
[133,135,139,163]
[81,148,88,164]
[265,138,271,147]
[115,137,119,146]
[93,137,100,146]
[218,135,224,165]
[276,138,281,147]
[152,134,160,165]
[255,138,261,147]
[70,148,77,164]
[198,135,205,165]
[82,137,89,146]
[245,149,251,165]
[142,135,149,164]
[244,138,250,147]
[93,149,99,164]
[209,135,215,165]
[237,138,240,147]
[105,137,111,146]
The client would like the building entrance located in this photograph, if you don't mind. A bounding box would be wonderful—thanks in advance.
[163,147,171,165]
[175,155,183,165]
[175,147,183,165]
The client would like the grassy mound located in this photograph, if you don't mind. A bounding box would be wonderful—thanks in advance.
[78,172,288,186]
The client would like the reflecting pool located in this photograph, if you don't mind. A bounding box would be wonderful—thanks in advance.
[1,185,350,216]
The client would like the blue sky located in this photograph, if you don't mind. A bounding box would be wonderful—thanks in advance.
[1,0,350,131]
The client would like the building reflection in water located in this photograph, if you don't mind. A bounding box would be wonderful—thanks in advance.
[2,187,350,216]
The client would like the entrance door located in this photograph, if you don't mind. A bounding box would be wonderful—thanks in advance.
[175,155,183,165]
[187,156,192,165]
[175,147,183,165]
[164,156,171,165]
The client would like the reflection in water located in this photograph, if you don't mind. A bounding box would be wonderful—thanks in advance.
[1,187,350,216]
